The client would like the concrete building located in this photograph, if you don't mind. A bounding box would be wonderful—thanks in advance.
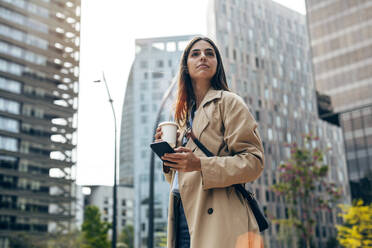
[119,35,196,248]
[0,0,80,245]
[83,185,134,237]
[306,0,372,203]
[207,0,350,247]
[73,184,85,230]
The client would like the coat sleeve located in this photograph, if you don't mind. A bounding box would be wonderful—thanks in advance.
[199,93,264,190]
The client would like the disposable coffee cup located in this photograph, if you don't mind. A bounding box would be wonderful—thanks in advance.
[159,121,178,148]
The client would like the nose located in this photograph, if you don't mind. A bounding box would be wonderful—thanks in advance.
[200,52,207,60]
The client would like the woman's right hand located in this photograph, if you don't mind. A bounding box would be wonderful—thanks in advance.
[154,126,163,142]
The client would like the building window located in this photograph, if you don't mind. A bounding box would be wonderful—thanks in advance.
[0,77,21,93]
[122,199,126,206]
[152,72,163,78]
[268,128,273,141]
[166,42,176,52]
[103,207,108,215]
[156,60,164,68]
[0,136,18,152]
[255,111,260,121]
[0,98,20,114]
[140,105,148,112]
[0,117,19,133]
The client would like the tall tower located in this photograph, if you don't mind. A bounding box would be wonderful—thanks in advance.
[119,35,196,248]
[0,0,80,244]
[306,0,372,203]
[207,0,350,247]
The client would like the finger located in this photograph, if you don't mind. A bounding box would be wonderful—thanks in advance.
[163,153,186,159]
[154,131,163,139]
[165,163,186,171]
[174,147,192,153]
[161,156,183,163]
[164,162,181,168]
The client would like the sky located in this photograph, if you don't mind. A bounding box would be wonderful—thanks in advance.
[76,0,306,186]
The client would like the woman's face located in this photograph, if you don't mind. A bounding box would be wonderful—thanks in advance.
[186,40,217,82]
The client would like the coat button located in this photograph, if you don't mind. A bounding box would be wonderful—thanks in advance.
[207,208,213,215]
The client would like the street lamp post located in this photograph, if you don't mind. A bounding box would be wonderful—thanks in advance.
[148,78,178,248]
[94,72,118,248]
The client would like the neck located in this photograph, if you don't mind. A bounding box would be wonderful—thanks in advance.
[192,79,211,108]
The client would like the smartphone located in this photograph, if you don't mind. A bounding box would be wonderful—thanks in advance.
[150,141,176,173]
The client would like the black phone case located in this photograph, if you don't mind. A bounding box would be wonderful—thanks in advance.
[150,141,176,164]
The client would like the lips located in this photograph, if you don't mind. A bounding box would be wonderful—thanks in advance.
[197,64,209,68]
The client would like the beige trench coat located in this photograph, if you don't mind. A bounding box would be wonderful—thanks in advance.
[164,88,265,248]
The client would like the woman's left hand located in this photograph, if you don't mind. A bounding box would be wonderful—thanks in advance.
[162,147,201,172]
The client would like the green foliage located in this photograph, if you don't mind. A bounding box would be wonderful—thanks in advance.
[272,134,342,248]
[82,205,111,248]
[9,230,84,248]
[155,231,167,247]
[9,233,45,248]
[118,224,134,248]
[337,200,372,248]
[46,230,84,248]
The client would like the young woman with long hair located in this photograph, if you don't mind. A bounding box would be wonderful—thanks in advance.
[155,36,264,248]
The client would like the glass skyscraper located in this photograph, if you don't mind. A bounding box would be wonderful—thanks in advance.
[0,0,80,245]
[306,0,372,203]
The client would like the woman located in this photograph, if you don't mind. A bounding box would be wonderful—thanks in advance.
[154,36,264,248]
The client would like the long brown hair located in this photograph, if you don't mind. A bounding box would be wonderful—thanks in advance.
[174,36,229,127]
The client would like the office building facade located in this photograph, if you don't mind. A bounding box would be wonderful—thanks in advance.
[83,185,134,236]
[0,0,80,245]
[306,0,372,203]
[119,35,196,248]
[207,0,350,247]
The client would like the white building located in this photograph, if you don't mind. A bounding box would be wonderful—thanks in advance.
[83,185,134,237]
[119,35,196,248]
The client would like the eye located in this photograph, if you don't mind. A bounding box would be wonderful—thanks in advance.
[206,51,215,57]
[190,51,200,57]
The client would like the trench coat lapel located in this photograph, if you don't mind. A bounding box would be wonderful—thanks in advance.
[184,88,222,151]
[193,88,222,140]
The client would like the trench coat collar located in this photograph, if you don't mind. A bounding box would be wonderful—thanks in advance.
[191,88,222,142]
[198,87,223,109]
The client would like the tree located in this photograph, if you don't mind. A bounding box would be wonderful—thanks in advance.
[82,205,111,248]
[9,233,45,248]
[337,200,372,248]
[272,134,342,248]
[46,230,84,248]
[118,224,134,248]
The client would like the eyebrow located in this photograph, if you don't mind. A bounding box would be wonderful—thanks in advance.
[190,48,214,52]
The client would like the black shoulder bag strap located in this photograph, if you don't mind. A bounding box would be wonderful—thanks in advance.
[186,128,270,232]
